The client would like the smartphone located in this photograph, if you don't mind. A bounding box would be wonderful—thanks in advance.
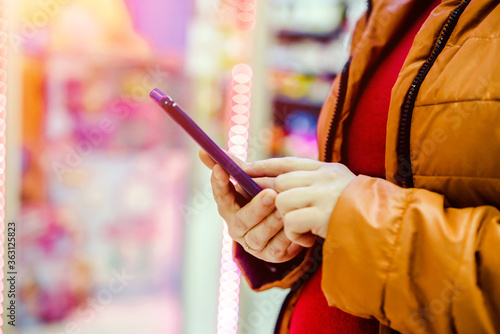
[150,88,263,199]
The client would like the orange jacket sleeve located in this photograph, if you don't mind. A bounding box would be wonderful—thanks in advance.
[322,175,500,334]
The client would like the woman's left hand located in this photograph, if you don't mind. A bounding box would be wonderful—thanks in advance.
[245,158,356,248]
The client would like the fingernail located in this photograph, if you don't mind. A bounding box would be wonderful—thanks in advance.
[262,193,274,206]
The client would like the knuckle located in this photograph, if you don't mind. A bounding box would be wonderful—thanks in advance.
[275,193,286,211]
[213,191,224,204]
[246,232,265,250]
[253,160,267,171]
[211,182,225,199]
[230,214,247,235]
[282,216,297,239]
[227,217,244,239]
[282,212,292,227]
[332,162,349,174]
[227,227,239,240]
[267,244,285,260]
[319,168,336,182]
[261,218,276,235]
[274,174,286,192]
[284,229,296,244]
[210,171,219,184]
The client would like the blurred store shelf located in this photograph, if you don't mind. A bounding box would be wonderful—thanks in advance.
[263,0,366,158]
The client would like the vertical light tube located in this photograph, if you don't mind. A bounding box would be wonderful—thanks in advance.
[228,64,252,161]
[217,1,257,332]
[0,0,7,330]
[216,63,253,334]
[216,223,241,334]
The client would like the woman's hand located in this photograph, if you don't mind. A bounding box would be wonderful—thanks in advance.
[199,150,303,263]
[246,158,356,248]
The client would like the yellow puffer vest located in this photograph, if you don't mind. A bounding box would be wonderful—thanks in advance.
[238,1,500,333]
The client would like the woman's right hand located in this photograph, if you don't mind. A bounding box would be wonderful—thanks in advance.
[199,150,303,263]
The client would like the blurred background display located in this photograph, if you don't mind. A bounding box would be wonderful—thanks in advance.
[15,0,190,333]
[266,0,365,159]
[3,0,365,333]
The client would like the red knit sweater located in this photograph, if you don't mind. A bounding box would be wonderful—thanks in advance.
[289,1,441,332]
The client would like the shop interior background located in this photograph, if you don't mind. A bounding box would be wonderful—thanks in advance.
[2,0,366,333]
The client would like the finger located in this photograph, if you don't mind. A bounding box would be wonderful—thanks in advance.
[253,174,312,192]
[200,148,250,200]
[244,210,283,252]
[245,157,323,178]
[228,188,277,240]
[199,148,248,171]
[274,171,313,192]
[294,233,317,248]
[199,149,216,169]
[275,187,315,215]
[211,164,241,220]
[261,229,304,263]
[283,207,321,247]
[252,177,276,189]
[285,242,304,259]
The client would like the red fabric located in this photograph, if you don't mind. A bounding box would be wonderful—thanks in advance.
[344,0,440,177]
[289,1,441,333]
[289,268,380,333]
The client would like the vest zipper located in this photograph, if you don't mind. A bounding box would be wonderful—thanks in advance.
[366,0,373,21]
[323,0,376,163]
[324,57,351,162]
[396,0,471,188]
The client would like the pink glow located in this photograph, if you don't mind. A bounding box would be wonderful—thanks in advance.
[228,64,252,161]
[217,63,253,334]
[236,0,257,32]
[217,225,241,334]
[0,0,6,330]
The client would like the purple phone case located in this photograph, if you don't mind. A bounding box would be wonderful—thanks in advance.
[150,88,263,198]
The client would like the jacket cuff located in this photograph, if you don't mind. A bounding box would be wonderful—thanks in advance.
[234,242,318,291]
[321,175,410,322]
